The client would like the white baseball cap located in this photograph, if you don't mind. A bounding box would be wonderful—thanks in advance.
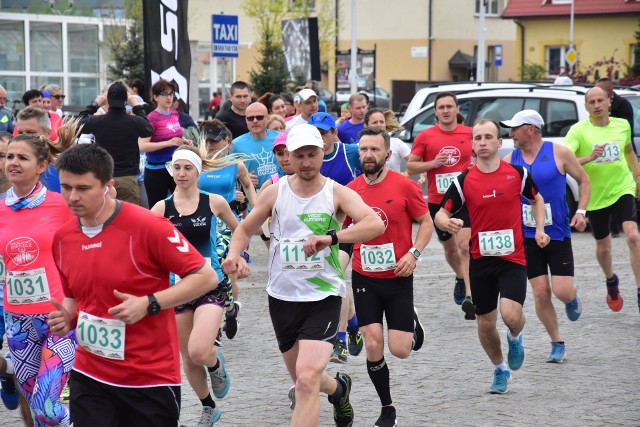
[499,110,545,129]
[294,88,317,103]
[286,123,324,152]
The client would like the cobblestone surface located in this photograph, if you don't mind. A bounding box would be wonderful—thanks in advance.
[2,230,639,426]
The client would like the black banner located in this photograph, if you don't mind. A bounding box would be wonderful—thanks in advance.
[142,0,191,109]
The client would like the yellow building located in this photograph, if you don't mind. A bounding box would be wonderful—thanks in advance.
[502,0,640,80]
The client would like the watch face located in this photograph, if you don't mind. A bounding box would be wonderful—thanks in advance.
[412,249,421,258]
[149,303,161,315]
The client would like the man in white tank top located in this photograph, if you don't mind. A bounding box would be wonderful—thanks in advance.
[223,124,385,427]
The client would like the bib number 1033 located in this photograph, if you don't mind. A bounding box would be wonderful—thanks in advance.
[478,229,515,256]
[280,238,325,270]
[76,311,126,360]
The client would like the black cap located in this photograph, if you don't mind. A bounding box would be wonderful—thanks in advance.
[107,83,128,109]
[204,126,227,142]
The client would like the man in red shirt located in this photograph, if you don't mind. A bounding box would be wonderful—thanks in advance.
[47,144,218,426]
[435,119,550,394]
[346,127,433,427]
[407,92,475,319]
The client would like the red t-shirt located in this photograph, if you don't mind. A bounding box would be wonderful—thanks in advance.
[53,202,205,387]
[0,191,73,315]
[345,170,428,278]
[410,124,473,204]
[441,161,538,266]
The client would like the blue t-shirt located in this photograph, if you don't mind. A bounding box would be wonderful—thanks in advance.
[322,142,359,185]
[337,120,364,144]
[198,163,239,204]
[0,108,13,133]
[41,164,61,193]
[229,130,278,188]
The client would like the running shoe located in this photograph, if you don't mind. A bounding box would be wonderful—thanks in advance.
[330,339,348,364]
[0,354,18,411]
[488,367,511,394]
[347,329,364,356]
[209,351,231,399]
[288,385,296,410]
[412,307,425,352]
[637,289,640,314]
[506,332,525,371]
[461,296,476,320]
[565,296,582,321]
[453,277,465,305]
[328,372,353,427]
[196,405,221,426]
[606,274,623,312]
[214,328,222,347]
[223,301,242,340]
[546,342,566,363]
[375,405,397,427]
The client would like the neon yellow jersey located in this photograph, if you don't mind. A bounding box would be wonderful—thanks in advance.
[563,117,634,210]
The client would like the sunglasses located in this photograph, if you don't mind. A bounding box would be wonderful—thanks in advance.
[52,95,66,99]
[245,115,265,122]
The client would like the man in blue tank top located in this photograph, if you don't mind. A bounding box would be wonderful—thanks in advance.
[501,110,591,363]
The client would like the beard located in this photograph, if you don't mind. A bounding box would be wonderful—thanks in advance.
[360,157,385,176]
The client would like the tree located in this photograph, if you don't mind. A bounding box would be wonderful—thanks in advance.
[104,0,145,83]
[632,20,640,76]
[248,28,290,95]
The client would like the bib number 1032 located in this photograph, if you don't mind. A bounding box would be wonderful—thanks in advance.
[280,238,325,270]
[478,229,515,256]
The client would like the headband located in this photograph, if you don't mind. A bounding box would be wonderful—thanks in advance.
[171,149,202,174]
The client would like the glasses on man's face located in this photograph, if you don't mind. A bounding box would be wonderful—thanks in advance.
[245,115,265,122]
[52,95,66,100]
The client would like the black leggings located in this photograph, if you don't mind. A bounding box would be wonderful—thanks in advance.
[144,168,176,209]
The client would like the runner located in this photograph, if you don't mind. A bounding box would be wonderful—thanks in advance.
[346,127,433,426]
[151,146,241,425]
[407,92,475,319]
[434,119,550,394]
[0,132,76,426]
[502,110,591,362]
[222,124,385,426]
[47,143,217,425]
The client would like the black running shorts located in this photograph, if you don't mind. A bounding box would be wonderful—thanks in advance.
[268,295,341,353]
[524,237,574,279]
[469,256,527,315]
[351,271,414,332]
[429,202,470,242]
[587,194,637,240]
[69,370,181,427]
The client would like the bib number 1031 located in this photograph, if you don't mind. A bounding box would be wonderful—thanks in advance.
[6,268,51,305]
[478,229,514,256]
[280,238,325,270]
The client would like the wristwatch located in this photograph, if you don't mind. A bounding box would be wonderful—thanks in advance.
[147,294,161,316]
[408,247,421,260]
[90,101,99,109]
[326,229,339,246]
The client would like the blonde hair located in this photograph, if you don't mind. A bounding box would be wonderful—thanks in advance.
[383,110,404,132]
[267,114,286,130]
[175,144,247,173]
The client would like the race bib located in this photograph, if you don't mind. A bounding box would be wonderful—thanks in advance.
[522,203,553,227]
[478,229,515,256]
[594,142,621,164]
[6,268,51,305]
[360,243,396,272]
[280,238,324,270]
[435,172,461,194]
[174,257,211,284]
[77,311,126,360]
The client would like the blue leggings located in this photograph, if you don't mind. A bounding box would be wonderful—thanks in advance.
[5,311,76,427]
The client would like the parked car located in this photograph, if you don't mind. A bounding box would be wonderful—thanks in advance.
[335,87,391,110]
[394,86,640,217]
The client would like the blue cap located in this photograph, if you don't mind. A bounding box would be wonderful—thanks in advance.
[308,112,336,131]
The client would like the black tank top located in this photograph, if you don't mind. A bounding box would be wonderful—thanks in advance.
[164,192,213,256]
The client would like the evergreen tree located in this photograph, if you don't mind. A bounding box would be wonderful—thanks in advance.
[248,30,290,95]
[107,21,145,82]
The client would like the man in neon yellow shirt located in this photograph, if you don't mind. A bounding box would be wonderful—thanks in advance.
[563,87,640,313]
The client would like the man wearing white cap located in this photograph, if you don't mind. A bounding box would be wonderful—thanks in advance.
[501,110,590,363]
[563,87,640,313]
[286,89,319,130]
[222,123,384,427]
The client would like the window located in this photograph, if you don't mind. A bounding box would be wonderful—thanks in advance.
[69,78,99,106]
[546,45,571,77]
[476,97,541,137]
[475,0,499,16]
[30,22,62,72]
[544,100,578,137]
[68,24,99,73]
[0,20,25,72]
[0,76,26,109]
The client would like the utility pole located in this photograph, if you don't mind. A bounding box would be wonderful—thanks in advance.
[476,0,486,82]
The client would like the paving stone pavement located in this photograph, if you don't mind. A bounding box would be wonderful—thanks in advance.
[2,230,639,426]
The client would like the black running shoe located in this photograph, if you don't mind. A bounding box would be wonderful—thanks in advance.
[412,307,425,351]
[375,406,397,427]
[453,277,465,305]
[328,372,353,427]
[223,301,242,340]
[461,296,476,320]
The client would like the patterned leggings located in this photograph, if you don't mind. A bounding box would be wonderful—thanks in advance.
[4,312,76,427]
[215,222,234,309]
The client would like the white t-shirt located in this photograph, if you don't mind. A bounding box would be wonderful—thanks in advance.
[387,137,410,172]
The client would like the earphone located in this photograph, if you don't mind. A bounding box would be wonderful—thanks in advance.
[103,186,109,196]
